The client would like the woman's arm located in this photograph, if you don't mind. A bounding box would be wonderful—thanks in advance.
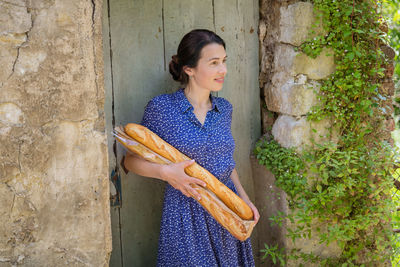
[230,168,251,202]
[124,151,165,180]
[123,151,206,200]
[230,168,260,223]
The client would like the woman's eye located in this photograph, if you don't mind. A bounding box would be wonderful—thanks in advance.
[211,61,218,65]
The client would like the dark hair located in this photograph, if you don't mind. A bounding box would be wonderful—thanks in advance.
[169,29,226,84]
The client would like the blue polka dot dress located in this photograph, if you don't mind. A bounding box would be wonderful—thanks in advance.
[140,88,255,267]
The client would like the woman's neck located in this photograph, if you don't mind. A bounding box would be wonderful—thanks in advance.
[183,84,211,109]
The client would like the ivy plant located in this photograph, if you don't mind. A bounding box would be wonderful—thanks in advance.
[255,0,398,265]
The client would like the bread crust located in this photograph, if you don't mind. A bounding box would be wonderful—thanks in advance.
[124,123,254,220]
[114,125,256,241]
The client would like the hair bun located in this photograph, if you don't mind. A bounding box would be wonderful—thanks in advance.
[171,55,180,65]
[169,54,182,82]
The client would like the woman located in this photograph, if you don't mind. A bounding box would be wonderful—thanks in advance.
[124,29,259,266]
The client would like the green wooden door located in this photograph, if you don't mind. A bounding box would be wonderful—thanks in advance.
[103,0,260,266]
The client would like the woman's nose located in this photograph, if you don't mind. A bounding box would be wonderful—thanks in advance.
[218,63,227,74]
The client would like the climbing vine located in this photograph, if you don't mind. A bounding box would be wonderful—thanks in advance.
[381,0,400,120]
[255,0,398,265]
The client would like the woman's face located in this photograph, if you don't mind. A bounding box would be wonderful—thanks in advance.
[184,43,227,92]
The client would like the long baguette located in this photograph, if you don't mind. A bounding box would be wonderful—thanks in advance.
[113,126,255,241]
[124,123,254,220]
[194,184,256,241]
[113,126,168,164]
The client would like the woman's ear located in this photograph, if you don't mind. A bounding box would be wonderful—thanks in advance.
[183,66,194,77]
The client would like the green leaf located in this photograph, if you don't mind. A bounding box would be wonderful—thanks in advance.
[317,184,322,192]
[347,52,354,61]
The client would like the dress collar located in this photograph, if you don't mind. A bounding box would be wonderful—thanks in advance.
[174,88,220,114]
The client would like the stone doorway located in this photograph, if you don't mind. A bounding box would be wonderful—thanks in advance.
[102,0,260,265]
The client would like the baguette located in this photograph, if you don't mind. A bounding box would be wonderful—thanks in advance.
[113,126,168,164]
[194,184,256,241]
[124,123,254,221]
[113,126,255,241]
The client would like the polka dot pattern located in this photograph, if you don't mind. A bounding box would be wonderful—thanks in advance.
[140,88,255,267]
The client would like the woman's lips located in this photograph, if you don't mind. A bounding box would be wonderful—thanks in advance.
[215,78,224,83]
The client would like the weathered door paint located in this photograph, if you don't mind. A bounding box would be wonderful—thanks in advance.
[103,0,260,265]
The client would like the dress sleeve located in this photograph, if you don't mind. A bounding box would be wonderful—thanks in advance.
[140,97,163,136]
[226,100,236,171]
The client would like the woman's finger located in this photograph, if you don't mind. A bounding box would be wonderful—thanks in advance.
[181,187,191,198]
[185,184,199,198]
[251,205,260,223]
[189,177,206,187]
[246,202,259,223]
[254,212,260,222]
[188,186,202,200]
[180,159,196,168]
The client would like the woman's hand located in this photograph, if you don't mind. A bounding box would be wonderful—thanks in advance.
[160,159,206,200]
[244,200,260,224]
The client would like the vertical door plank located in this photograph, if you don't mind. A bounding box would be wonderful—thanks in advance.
[243,0,261,147]
[214,0,248,182]
[163,0,215,93]
[213,0,260,261]
[214,0,260,195]
[109,0,165,266]
[102,0,122,266]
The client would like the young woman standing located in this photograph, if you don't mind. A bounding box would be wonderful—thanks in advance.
[124,29,259,266]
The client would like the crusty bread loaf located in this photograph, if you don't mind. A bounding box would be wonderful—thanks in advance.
[194,184,256,241]
[113,126,168,164]
[113,125,255,241]
[124,123,254,221]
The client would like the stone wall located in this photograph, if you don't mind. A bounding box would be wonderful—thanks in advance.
[256,1,396,266]
[0,0,111,266]
[261,1,336,149]
[256,1,341,266]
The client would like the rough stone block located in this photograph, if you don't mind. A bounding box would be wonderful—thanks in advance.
[0,33,27,83]
[0,0,111,265]
[272,115,338,149]
[14,50,47,75]
[0,45,17,82]
[265,78,319,116]
[273,44,297,76]
[0,1,31,34]
[0,33,27,47]
[293,47,336,80]
[269,44,296,93]
[272,115,309,148]
[0,184,13,247]
[0,102,24,125]
[279,2,325,46]
[272,44,335,89]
